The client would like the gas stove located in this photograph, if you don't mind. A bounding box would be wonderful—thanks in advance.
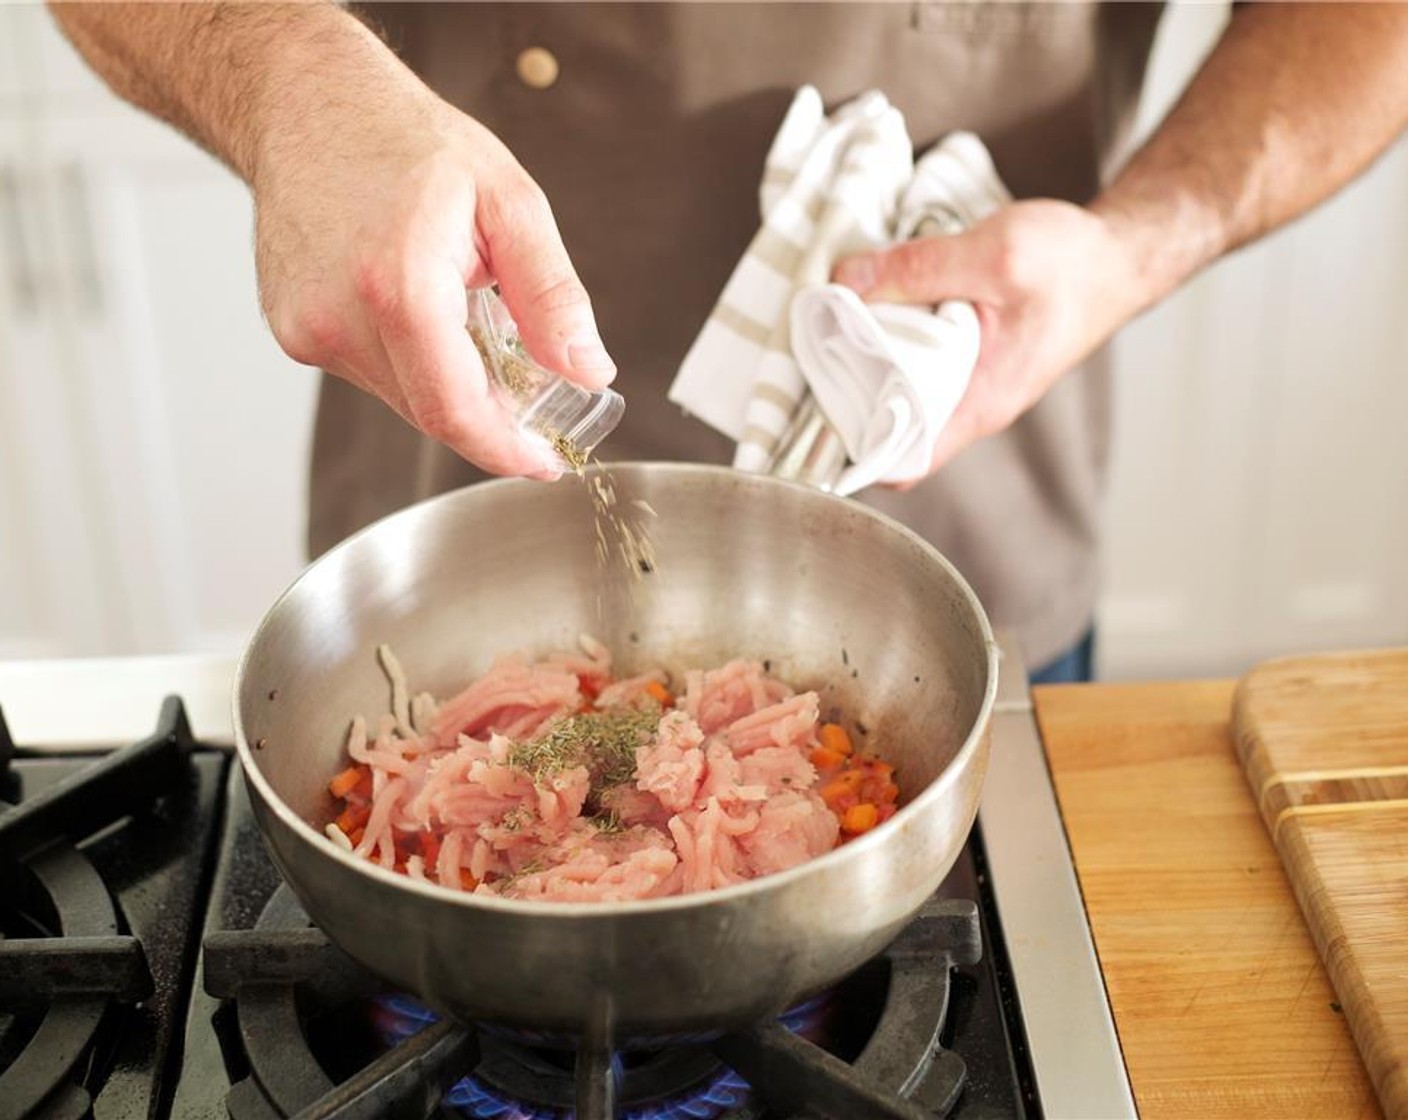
[0,638,1133,1119]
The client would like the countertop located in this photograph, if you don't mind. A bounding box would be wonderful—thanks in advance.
[1035,680,1382,1120]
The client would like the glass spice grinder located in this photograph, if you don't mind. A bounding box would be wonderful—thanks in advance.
[467,286,625,466]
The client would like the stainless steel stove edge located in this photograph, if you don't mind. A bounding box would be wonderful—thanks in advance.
[980,632,1137,1120]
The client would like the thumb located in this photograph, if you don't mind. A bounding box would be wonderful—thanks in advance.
[833,233,996,306]
[479,178,616,389]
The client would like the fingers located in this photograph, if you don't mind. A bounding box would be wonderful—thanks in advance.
[924,395,988,473]
[834,220,1011,306]
[257,119,604,481]
[830,218,1020,474]
[926,303,1009,472]
[832,229,1003,475]
[477,176,616,390]
[360,257,564,480]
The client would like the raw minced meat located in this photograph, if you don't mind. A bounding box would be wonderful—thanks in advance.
[323,639,899,902]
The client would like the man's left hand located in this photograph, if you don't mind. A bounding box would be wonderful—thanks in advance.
[833,199,1142,482]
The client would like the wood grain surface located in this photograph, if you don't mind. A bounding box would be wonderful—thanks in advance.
[1035,680,1381,1120]
[1233,649,1408,1120]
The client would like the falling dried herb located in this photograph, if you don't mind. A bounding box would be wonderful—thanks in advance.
[584,468,658,583]
[473,314,657,583]
[552,432,590,473]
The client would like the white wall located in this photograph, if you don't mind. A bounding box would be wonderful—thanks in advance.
[0,3,318,659]
[1097,3,1408,678]
[0,1,1404,679]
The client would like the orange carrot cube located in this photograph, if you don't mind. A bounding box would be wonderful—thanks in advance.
[328,766,363,799]
[809,747,847,771]
[842,803,880,834]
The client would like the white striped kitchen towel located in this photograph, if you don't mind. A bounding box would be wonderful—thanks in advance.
[668,88,1012,489]
[668,87,911,472]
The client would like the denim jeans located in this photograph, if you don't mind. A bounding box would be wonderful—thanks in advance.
[1029,628,1095,685]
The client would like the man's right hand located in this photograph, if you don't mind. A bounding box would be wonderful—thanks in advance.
[254,91,615,479]
[50,1,613,480]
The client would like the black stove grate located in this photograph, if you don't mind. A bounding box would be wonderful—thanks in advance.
[0,706,14,797]
[0,701,227,1120]
[204,880,979,1120]
[0,698,196,866]
[181,763,1034,1120]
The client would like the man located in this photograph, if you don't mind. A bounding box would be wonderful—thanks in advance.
[51,2,1408,680]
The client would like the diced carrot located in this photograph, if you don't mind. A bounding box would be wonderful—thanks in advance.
[842,803,880,834]
[809,747,847,771]
[336,802,371,834]
[818,723,853,757]
[645,680,674,707]
[881,781,900,802]
[819,770,865,807]
[352,770,374,799]
[348,827,366,848]
[458,870,477,891]
[328,765,364,799]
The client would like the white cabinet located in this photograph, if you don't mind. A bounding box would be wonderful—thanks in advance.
[0,6,317,659]
[0,114,120,658]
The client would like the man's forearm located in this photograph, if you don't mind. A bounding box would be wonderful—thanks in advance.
[1093,2,1408,317]
[48,2,429,188]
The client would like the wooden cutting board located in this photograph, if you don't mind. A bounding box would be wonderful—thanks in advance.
[1233,648,1408,1119]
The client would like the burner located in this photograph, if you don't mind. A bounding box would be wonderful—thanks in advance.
[370,992,832,1120]
[442,1067,748,1120]
[205,879,978,1120]
[0,700,226,1120]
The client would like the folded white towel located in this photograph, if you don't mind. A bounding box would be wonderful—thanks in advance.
[668,88,1012,493]
[790,289,981,493]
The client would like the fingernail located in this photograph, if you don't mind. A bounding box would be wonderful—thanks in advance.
[835,255,876,294]
[568,333,617,384]
[531,452,564,481]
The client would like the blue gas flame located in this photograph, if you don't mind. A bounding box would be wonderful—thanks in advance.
[370,993,829,1120]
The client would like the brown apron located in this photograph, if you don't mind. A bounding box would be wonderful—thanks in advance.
[313,2,1164,667]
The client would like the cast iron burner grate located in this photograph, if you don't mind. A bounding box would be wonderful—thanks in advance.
[0,700,197,1120]
[204,881,980,1120]
[369,988,836,1119]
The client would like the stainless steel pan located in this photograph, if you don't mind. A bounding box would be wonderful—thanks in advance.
[232,463,997,1040]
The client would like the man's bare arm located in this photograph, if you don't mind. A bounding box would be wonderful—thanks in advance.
[50,4,399,185]
[50,2,616,479]
[1092,1,1408,318]
[836,2,1408,474]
